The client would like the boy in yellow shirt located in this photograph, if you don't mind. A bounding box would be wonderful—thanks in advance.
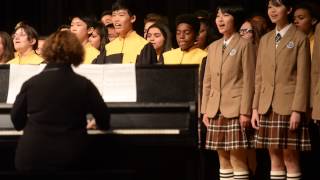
[105,0,157,64]
[70,16,99,64]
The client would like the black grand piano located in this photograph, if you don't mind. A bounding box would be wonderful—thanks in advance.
[0,65,200,179]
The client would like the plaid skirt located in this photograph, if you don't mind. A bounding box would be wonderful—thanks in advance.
[255,110,311,151]
[205,114,253,151]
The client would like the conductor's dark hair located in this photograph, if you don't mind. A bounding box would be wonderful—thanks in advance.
[42,31,84,66]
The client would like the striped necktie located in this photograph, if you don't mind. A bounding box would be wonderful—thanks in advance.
[222,43,227,53]
[275,33,281,44]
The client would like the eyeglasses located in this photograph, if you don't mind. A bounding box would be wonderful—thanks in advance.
[12,33,27,39]
[239,29,253,34]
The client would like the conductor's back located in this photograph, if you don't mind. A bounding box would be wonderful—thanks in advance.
[10,31,110,173]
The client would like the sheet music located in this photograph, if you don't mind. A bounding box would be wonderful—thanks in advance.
[7,64,137,103]
[7,64,43,104]
[39,63,47,72]
[102,64,137,102]
[72,64,104,95]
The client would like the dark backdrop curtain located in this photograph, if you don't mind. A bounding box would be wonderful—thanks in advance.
[0,0,270,36]
[1,0,317,36]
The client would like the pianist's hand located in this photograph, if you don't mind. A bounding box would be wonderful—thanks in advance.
[202,114,209,127]
[87,119,97,129]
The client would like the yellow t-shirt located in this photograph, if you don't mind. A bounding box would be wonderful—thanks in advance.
[105,31,148,64]
[7,51,43,64]
[163,48,207,65]
[84,43,100,64]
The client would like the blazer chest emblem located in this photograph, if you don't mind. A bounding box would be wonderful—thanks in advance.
[286,41,295,49]
[229,48,237,56]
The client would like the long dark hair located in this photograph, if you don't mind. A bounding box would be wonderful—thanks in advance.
[147,22,172,54]
[0,31,14,63]
[92,22,109,52]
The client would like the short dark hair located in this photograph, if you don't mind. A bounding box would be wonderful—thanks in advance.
[144,13,168,25]
[294,1,316,19]
[42,31,84,66]
[14,24,39,50]
[269,0,294,22]
[72,15,97,29]
[216,2,245,31]
[194,9,210,20]
[57,24,70,31]
[269,0,293,9]
[100,10,112,18]
[175,14,200,35]
[112,0,136,16]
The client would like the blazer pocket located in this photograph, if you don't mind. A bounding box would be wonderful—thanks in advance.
[209,90,214,97]
[231,89,242,98]
[283,85,295,94]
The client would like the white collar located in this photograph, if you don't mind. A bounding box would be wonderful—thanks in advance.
[276,23,292,38]
[223,34,234,46]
